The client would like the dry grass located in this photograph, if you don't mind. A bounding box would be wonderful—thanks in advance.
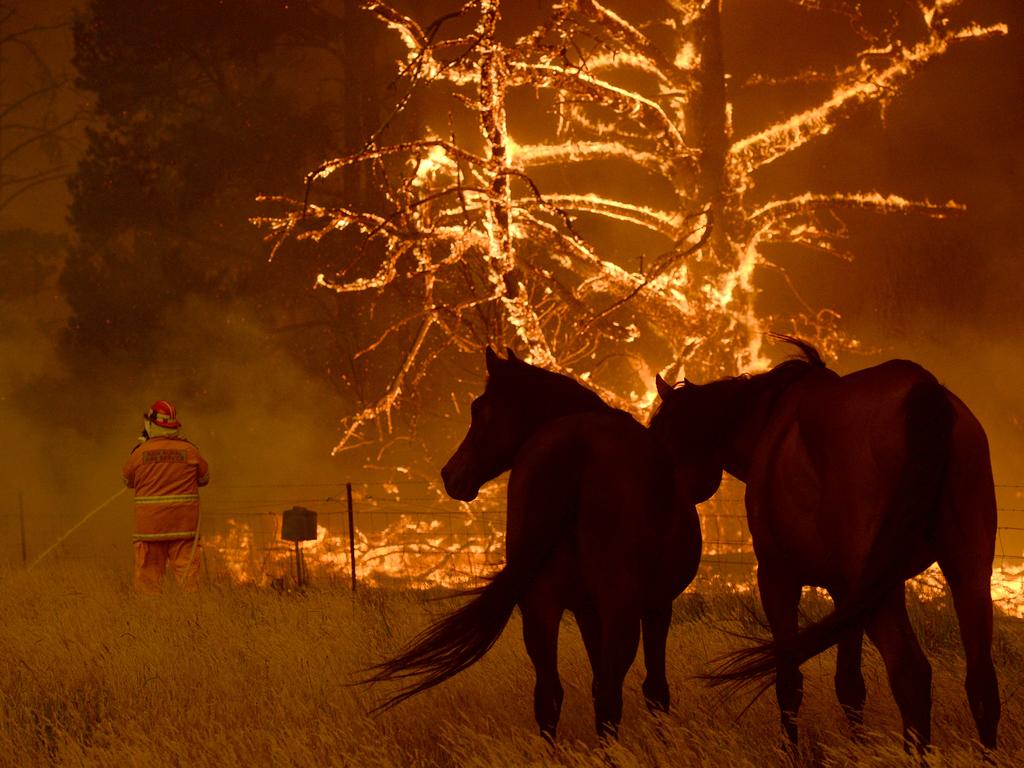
[0,563,1021,767]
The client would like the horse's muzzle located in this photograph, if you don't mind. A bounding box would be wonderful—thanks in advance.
[441,462,479,502]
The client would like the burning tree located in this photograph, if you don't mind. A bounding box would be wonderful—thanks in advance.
[255,0,1005,456]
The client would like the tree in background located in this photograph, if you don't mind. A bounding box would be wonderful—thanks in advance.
[56,0,382,419]
[0,1,80,218]
[257,0,1005,455]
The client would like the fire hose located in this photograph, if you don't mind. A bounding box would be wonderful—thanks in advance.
[27,487,202,585]
[28,487,127,570]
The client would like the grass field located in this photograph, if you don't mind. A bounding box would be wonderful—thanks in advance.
[0,563,1021,767]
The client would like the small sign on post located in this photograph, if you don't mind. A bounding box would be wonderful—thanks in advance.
[281,506,317,588]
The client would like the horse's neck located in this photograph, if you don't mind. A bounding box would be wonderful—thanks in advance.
[720,420,755,482]
[522,386,607,435]
[550,382,609,418]
[722,374,804,481]
[723,433,756,483]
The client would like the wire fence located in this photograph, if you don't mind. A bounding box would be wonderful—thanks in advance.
[6,480,1024,613]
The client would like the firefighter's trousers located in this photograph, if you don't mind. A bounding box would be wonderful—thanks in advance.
[133,538,201,593]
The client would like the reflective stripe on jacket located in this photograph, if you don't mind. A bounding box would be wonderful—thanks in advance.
[122,436,209,540]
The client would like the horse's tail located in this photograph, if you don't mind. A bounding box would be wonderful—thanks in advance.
[704,377,954,689]
[360,498,572,711]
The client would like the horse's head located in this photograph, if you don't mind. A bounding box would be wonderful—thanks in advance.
[441,347,535,501]
[649,375,728,503]
[650,340,828,497]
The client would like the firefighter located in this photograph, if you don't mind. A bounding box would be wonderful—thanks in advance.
[122,400,209,593]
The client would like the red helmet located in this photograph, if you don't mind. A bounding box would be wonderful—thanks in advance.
[145,400,181,429]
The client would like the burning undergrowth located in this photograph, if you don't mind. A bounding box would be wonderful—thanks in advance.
[203,480,508,590]
[200,480,1024,620]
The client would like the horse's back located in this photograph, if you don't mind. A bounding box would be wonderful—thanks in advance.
[506,410,698,608]
[574,412,701,602]
[827,360,992,501]
[806,360,938,478]
[750,358,994,588]
[782,359,946,488]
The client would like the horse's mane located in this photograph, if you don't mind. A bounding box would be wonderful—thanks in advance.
[672,334,828,412]
[768,332,826,368]
[506,357,612,414]
[749,333,828,395]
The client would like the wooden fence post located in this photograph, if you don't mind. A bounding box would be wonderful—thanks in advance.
[346,482,356,591]
[19,492,26,567]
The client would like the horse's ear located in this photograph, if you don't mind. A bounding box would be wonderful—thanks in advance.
[655,374,674,400]
[505,347,520,363]
[683,377,694,387]
[485,346,502,376]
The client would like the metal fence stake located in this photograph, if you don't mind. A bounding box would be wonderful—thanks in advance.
[19,492,26,568]
[346,482,356,591]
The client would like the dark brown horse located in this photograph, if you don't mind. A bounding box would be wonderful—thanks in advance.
[649,336,999,751]
[364,347,702,738]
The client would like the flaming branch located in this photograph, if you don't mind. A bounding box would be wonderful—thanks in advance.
[255,0,1005,459]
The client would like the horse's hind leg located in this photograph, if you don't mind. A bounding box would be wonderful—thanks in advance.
[936,462,1000,751]
[593,610,641,738]
[640,602,672,713]
[939,555,1000,750]
[864,585,932,751]
[834,625,867,734]
[757,563,803,744]
[575,603,602,703]
[521,592,565,740]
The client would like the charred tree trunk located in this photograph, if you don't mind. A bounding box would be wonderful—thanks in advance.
[691,0,729,219]
[478,0,554,364]
[684,0,749,377]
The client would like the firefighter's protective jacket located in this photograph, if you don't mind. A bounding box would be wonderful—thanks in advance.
[122,436,209,541]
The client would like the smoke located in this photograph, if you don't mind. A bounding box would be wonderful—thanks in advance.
[832,309,1024,562]
[2,0,1022,570]
[0,279,367,569]
[0,259,117,566]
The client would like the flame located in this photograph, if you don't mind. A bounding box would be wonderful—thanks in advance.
[411,141,454,187]
[912,562,1024,620]
[989,563,1024,619]
[203,506,1023,619]
[205,514,505,590]
[253,0,1008,455]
